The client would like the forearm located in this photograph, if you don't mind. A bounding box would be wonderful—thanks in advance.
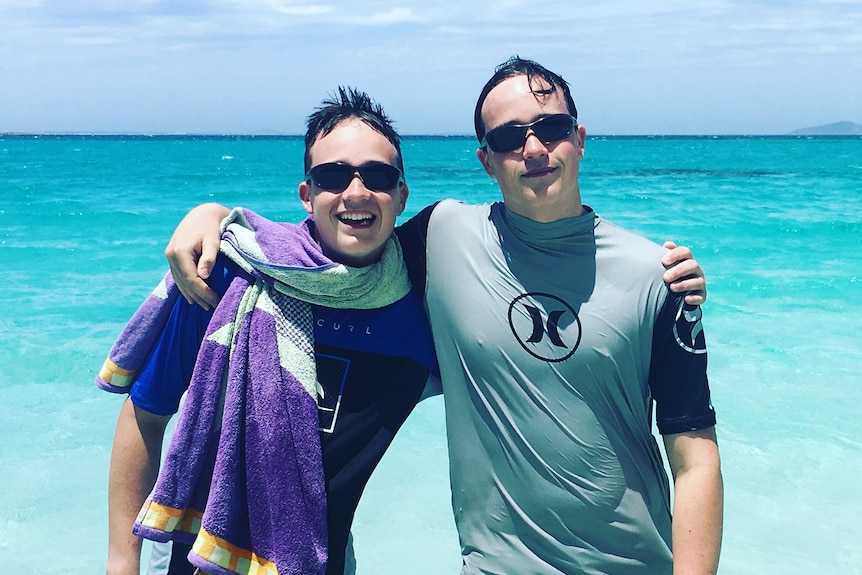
[107,399,169,575]
[671,462,723,575]
[195,202,231,220]
[664,428,724,575]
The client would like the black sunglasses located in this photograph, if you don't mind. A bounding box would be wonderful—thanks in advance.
[305,162,404,192]
[481,114,578,153]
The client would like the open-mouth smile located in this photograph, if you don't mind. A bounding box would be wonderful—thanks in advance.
[338,212,376,227]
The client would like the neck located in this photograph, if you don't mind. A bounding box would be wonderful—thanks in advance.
[504,200,584,223]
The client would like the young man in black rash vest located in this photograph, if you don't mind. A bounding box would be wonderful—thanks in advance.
[104,88,438,575]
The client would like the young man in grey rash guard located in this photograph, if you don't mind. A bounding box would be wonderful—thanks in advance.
[395,57,722,575]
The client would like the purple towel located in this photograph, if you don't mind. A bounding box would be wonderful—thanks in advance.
[98,208,411,575]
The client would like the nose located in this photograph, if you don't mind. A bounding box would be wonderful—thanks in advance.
[341,172,371,200]
[521,129,548,159]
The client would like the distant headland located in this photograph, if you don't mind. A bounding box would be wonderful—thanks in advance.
[788,121,862,136]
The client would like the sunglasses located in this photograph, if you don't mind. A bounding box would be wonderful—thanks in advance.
[481,113,578,153]
[305,161,404,192]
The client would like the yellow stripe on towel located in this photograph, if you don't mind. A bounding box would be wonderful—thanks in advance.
[99,359,136,389]
[136,499,202,535]
[193,526,279,575]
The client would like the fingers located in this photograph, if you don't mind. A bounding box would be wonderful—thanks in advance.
[165,245,219,310]
[661,244,693,268]
[165,240,220,311]
[666,273,707,305]
[663,256,701,282]
[684,291,706,306]
[662,245,708,304]
[179,277,219,311]
[197,234,221,280]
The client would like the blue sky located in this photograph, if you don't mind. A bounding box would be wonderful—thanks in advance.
[1,0,860,135]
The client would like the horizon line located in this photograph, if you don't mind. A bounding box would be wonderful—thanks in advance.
[3,131,861,138]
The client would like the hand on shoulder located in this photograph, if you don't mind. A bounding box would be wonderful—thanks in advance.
[661,241,707,305]
[165,203,231,310]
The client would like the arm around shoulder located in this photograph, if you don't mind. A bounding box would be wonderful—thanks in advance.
[165,203,231,310]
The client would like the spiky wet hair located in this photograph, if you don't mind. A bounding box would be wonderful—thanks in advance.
[304,86,404,175]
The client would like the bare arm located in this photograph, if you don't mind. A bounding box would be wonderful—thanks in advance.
[663,427,724,575]
[165,203,231,310]
[662,241,707,306]
[107,398,171,575]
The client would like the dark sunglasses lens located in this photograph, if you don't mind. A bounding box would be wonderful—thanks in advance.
[486,127,527,153]
[312,164,353,190]
[359,164,402,190]
[533,115,575,142]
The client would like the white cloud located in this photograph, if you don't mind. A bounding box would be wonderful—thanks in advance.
[264,0,333,16]
[365,7,420,25]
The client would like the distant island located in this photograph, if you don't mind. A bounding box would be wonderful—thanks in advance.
[789,121,862,136]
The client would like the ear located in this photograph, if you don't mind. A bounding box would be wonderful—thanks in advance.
[395,182,409,216]
[576,124,587,158]
[476,147,496,178]
[298,181,314,215]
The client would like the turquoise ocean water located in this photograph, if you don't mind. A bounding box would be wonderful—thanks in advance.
[1,135,860,573]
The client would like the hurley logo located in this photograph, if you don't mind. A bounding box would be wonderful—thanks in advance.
[507,293,581,362]
[673,302,707,354]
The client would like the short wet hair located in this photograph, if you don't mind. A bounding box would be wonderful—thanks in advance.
[304,86,404,175]
[473,56,578,143]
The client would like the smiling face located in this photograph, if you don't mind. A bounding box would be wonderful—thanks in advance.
[477,74,587,223]
[299,119,408,267]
